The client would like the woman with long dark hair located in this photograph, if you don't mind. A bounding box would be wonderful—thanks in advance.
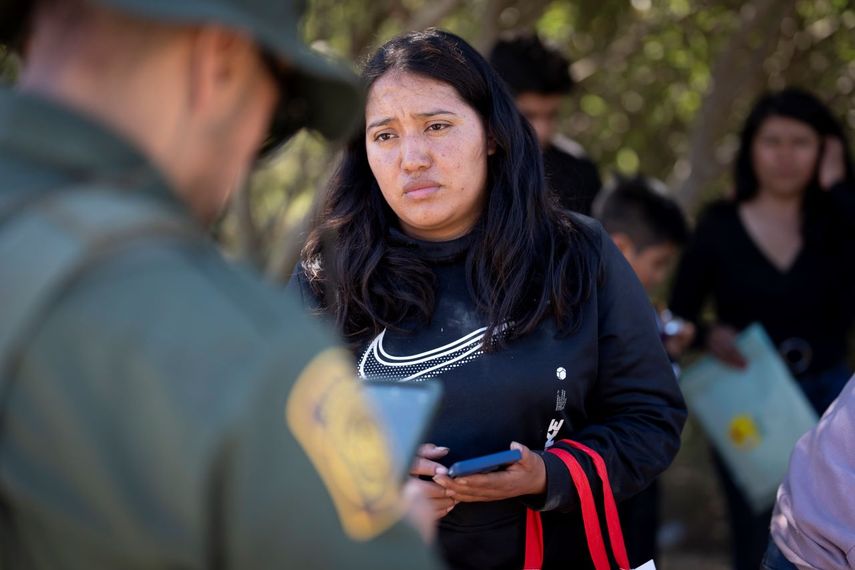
[670,88,855,570]
[292,29,686,569]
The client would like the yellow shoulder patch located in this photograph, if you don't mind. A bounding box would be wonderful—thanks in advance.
[285,348,403,541]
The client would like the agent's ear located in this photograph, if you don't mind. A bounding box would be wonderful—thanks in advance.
[186,26,250,118]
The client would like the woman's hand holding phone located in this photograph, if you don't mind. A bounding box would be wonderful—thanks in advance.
[433,442,546,503]
[407,443,458,520]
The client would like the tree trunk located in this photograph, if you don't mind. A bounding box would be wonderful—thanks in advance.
[233,184,264,269]
[674,0,797,215]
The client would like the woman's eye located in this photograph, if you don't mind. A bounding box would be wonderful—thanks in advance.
[374,132,395,142]
[427,123,450,132]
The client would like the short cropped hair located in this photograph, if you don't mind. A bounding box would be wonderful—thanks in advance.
[597,177,689,250]
[488,34,574,96]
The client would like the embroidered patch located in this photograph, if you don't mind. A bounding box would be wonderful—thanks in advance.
[286,348,403,540]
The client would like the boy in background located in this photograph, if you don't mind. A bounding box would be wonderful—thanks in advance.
[489,34,601,214]
[596,176,693,566]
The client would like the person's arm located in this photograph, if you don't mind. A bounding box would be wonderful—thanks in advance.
[668,206,749,367]
[535,228,687,512]
[668,209,716,347]
[771,375,855,569]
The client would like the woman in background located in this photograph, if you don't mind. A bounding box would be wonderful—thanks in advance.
[291,29,686,569]
[670,87,855,570]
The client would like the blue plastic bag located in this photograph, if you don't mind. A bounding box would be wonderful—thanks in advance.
[679,323,818,513]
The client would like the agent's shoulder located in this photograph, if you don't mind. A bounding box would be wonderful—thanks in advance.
[55,236,303,346]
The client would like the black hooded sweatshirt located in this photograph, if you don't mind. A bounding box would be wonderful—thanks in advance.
[290,217,686,569]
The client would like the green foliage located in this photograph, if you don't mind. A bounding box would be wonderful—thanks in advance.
[0,46,20,85]
[228,0,855,268]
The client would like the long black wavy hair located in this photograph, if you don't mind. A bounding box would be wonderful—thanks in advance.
[301,29,597,348]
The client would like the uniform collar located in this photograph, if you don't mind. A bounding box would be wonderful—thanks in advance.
[0,87,188,216]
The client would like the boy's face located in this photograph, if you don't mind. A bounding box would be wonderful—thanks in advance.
[612,234,679,292]
[514,92,563,147]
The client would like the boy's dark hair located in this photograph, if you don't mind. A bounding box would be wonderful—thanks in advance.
[597,177,689,250]
[488,34,574,96]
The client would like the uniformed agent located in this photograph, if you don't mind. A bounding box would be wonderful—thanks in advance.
[0,0,440,568]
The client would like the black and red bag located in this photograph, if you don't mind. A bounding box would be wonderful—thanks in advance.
[523,440,655,570]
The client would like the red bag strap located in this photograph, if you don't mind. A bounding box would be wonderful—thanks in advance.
[524,508,544,570]
[548,447,612,570]
[523,441,631,570]
[560,440,631,570]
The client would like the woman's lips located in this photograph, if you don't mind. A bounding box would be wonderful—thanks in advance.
[403,181,441,199]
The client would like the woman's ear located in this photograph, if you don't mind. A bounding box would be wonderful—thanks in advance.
[487,133,497,156]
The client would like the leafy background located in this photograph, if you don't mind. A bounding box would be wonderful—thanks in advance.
[4,2,854,566]
[223,0,855,284]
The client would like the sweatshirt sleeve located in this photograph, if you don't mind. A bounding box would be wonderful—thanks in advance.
[535,225,687,512]
[668,205,722,347]
[771,375,855,570]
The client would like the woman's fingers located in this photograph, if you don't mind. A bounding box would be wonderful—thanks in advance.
[417,443,450,460]
[664,322,695,358]
[410,456,449,477]
[708,325,748,369]
[712,340,747,368]
[433,442,546,502]
[410,443,450,477]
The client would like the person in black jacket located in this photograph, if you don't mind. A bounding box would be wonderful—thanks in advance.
[291,29,686,569]
[489,34,602,215]
[670,88,855,570]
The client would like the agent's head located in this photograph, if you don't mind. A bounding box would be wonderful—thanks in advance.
[12,0,358,222]
[735,88,853,204]
[597,177,688,291]
[488,34,574,147]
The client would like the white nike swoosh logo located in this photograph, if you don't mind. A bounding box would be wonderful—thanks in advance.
[358,327,487,382]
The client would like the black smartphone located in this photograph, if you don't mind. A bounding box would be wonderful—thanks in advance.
[361,380,443,485]
[447,449,522,478]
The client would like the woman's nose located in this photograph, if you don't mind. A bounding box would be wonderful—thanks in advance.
[400,135,432,172]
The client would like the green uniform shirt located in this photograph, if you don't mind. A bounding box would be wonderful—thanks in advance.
[0,89,440,569]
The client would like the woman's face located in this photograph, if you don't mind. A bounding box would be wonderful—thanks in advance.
[751,116,821,199]
[365,71,492,241]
